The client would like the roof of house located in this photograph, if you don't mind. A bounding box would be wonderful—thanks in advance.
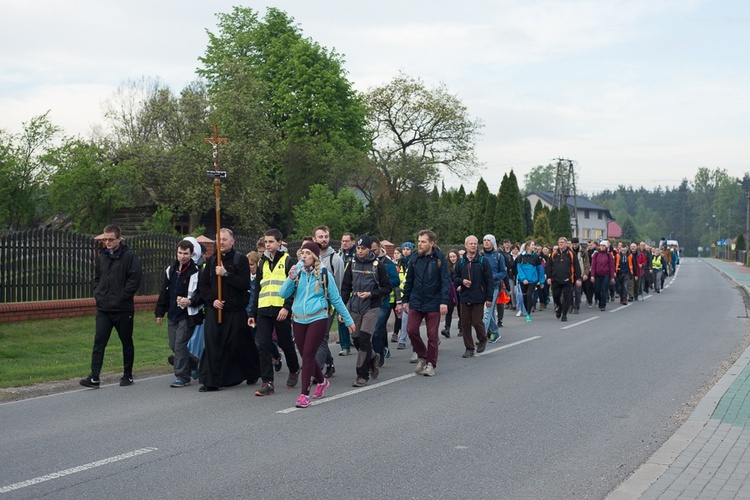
[607,221,622,238]
[530,191,614,220]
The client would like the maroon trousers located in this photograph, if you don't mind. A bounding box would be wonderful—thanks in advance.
[293,318,328,396]
[406,309,441,367]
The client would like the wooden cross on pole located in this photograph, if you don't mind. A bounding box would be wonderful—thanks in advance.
[204,124,228,323]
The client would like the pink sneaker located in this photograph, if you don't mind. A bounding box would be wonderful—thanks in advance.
[295,394,310,408]
[312,378,330,399]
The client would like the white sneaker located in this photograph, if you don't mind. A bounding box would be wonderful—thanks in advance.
[410,352,418,363]
[422,363,435,377]
[415,358,427,374]
[516,310,523,317]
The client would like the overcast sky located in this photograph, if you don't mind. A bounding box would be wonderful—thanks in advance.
[1,0,748,195]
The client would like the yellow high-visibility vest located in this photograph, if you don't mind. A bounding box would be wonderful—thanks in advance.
[651,255,663,270]
[258,253,289,308]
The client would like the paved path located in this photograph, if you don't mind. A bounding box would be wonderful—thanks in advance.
[608,258,750,499]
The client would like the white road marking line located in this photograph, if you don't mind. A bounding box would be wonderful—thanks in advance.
[561,316,599,330]
[278,336,543,413]
[0,447,158,493]
[610,304,629,312]
[278,373,416,413]
[475,336,541,356]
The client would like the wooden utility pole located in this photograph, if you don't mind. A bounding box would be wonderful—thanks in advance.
[204,125,228,323]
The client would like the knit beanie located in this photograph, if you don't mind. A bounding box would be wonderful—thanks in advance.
[301,240,321,258]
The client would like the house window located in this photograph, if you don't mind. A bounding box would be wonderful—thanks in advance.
[582,229,590,238]
[584,209,590,219]
[598,211,603,219]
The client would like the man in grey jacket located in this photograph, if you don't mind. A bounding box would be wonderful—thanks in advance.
[314,225,344,378]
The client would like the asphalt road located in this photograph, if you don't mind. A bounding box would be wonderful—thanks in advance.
[1,258,748,499]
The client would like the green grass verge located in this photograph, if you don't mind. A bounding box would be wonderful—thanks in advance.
[0,312,172,389]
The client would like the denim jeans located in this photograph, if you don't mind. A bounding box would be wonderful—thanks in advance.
[482,285,500,335]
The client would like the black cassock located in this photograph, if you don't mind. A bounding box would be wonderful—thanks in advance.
[199,248,260,387]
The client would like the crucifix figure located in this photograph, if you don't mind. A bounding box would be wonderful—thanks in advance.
[204,125,228,322]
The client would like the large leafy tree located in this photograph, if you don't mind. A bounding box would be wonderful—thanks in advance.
[46,139,138,233]
[363,72,483,240]
[0,113,59,230]
[291,184,371,239]
[523,164,556,194]
[198,7,370,233]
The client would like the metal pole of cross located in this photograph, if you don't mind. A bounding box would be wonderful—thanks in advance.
[204,125,228,323]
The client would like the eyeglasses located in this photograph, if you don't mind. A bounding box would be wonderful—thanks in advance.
[102,238,118,242]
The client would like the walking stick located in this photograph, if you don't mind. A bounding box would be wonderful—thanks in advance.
[204,125,228,323]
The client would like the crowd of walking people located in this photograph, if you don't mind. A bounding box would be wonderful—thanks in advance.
[79,224,679,409]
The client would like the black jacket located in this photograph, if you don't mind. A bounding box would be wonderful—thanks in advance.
[402,249,450,312]
[548,247,582,285]
[155,259,202,321]
[93,243,142,312]
[341,251,392,314]
[452,253,494,304]
[200,247,251,313]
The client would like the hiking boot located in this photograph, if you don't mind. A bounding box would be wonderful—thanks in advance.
[286,370,300,389]
[79,376,100,388]
[476,340,488,353]
[170,379,191,388]
[255,382,275,396]
[410,352,418,363]
[370,355,380,379]
[312,378,330,399]
[295,394,311,408]
[338,348,351,356]
[422,363,435,377]
[397,343,406,350]
[441,328,450,339]
[415,358,427,374]
[352,378,367,387]
[119,376,133,387]
[462,349,475,358]
[274,357,283,372]
[324,364,336,378]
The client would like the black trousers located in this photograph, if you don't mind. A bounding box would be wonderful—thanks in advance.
[551,282,573,318]
[91,310,134,379]
[255,311,300,383]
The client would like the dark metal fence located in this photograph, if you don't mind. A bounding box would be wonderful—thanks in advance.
[0,229,307,303]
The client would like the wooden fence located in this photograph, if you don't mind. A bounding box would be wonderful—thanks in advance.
[0,229,300,304]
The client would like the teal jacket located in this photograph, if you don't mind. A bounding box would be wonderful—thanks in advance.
[279,267,354,326]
